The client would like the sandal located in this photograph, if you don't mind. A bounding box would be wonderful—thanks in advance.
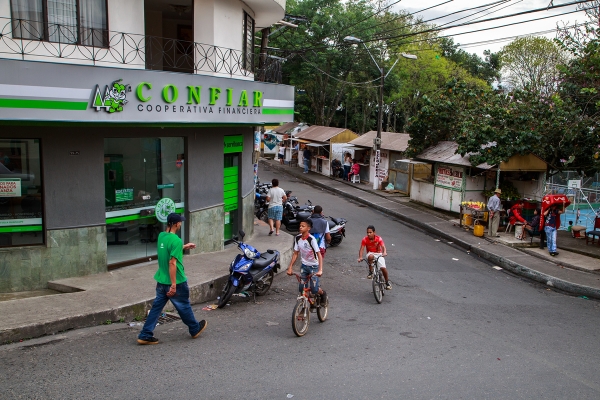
[269,230,273,236]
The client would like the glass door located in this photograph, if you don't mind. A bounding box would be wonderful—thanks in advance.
[104,137,185,266]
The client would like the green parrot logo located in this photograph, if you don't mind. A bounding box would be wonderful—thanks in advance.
[92,79,131,113]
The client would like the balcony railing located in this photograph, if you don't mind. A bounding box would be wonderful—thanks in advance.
[0,17,282,84]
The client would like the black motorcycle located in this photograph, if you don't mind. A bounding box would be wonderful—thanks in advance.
[281,200,314,232]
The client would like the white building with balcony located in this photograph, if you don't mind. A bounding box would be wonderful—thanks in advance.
[0,0,294,292]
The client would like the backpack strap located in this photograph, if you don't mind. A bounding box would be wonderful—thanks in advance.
[295,234,318,259]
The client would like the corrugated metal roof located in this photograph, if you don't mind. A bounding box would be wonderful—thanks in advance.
[273,122,299,134]
[349,131,410,152]
[295,125,354,142]
[415,141,493,169]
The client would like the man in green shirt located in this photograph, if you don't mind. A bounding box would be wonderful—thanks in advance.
[138,213,207,344]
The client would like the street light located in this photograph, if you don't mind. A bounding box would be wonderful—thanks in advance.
[344,36,417,189]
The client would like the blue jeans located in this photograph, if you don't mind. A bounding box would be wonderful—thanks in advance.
[138,281,201,340]
[299,264,320,294]
[343,165,351,180]
[303,158,310,173]
[545,226,557,252]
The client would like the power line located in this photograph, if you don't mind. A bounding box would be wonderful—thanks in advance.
[382,0,593,45]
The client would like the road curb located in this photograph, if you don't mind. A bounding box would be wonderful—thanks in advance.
[0,278,226,344]
[262,160,600,300]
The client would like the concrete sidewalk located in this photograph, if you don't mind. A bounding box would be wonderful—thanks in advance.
[0,223,293,344]
[261,158,600,298]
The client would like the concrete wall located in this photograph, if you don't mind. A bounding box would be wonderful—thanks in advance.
[0,226,106,292]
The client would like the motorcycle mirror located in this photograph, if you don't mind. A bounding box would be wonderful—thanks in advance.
[238,230,246,239]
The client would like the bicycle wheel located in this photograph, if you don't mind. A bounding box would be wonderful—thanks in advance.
[317,295,328,322]
[372,268,383,304]
[378,270,386,296]
[292,298,310,337]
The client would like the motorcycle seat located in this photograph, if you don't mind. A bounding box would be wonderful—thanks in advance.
[251,251,278,269]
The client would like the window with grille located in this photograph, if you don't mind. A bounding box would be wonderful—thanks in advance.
[242,11,254,71]
[10,0,108,47]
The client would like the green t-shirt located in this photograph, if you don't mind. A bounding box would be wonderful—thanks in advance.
[154,231,187,285]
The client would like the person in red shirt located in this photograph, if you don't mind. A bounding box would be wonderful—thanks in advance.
[509,201,527,239]
[357,225,391,290]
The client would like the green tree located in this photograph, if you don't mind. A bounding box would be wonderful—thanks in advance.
[439,37,501,86]
[499,36,568,96]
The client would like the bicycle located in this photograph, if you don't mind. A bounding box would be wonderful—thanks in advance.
[360,254,386,304]
[290,273,328,337]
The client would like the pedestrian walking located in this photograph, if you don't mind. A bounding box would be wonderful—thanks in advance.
[487,188,502,237]
[266,178,287,236]
[137,213,207,345]
[309,205,331,258]
[544,203,565,256]
[303,145,311,173]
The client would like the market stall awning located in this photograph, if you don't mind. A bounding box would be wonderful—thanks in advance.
[349,131,410,152]
[415,141,493,169]
[295,125,357,142]
[273,122,300,134]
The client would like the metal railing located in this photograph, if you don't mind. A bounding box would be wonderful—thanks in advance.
[0,17,282,83]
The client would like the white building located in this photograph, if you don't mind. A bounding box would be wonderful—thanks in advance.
[0,0,293,292]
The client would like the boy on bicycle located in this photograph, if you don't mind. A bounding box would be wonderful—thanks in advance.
[357,225,391,290]
[286,219,327,305]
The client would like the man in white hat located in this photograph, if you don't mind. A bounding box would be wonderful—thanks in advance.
[487,188,502,237]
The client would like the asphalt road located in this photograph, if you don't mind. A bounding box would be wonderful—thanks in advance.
[1,167,600,399]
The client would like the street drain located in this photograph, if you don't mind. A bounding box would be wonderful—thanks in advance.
[145,311,181,325]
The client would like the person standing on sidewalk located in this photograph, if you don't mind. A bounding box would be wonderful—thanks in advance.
[309,205,331,258]
[278,143,286,164]
[343,152,352,181]
[266,178,287,236]
[303,145,312,174]
[137,213,207,345]
[544,203,565,256]
[487,188,502,237]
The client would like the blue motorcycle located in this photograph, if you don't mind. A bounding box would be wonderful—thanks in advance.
[217,231,281,308]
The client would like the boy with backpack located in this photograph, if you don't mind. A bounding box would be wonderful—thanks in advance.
[286,219,327,305]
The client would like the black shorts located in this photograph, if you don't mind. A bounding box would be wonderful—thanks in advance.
[278,153,285,159]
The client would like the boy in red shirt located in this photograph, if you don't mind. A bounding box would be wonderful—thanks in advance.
[357,225,391,290]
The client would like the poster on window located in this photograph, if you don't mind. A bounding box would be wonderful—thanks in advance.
[0,178,21,197]
[435,165,463,190]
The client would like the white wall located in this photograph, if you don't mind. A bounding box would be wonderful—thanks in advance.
[410,179,435,206]
[0,0,145,69]
[433,186,462,212]
[464,174,487,203]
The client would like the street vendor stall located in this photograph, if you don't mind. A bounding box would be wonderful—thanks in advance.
[294,126,358,177]
[348,132,410,186]
[411,141,547,215]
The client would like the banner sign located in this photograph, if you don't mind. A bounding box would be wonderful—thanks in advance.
[0,59,294,125]
[435,165,464,189]
[0,178,21,197]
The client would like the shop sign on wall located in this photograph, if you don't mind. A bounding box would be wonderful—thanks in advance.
[224,135,244,154]
[0,59,294,125]
[0,178,21,197]
[435,165,464,189]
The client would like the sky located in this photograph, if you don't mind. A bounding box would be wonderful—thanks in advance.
[398,0,593,56]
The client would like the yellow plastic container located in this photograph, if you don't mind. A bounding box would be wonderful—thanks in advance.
[482,212,489,222]
[473,221,484,237]
[462,214,473,226]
